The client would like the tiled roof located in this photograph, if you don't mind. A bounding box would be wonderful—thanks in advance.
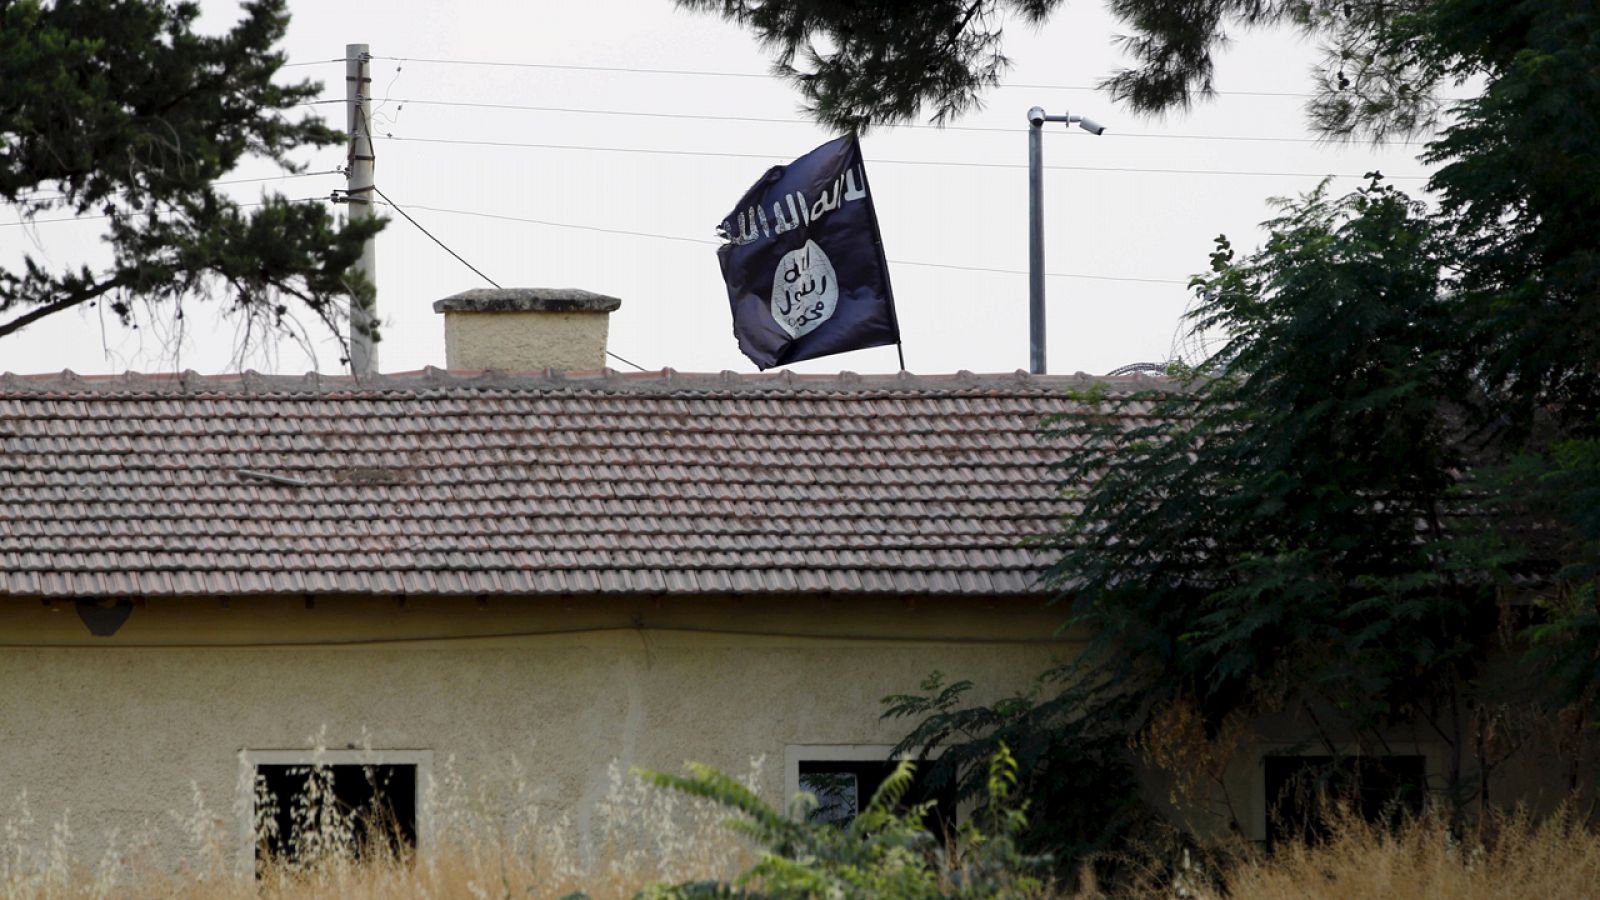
[0,368,1161,598]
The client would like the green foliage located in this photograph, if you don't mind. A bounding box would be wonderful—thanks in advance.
[0,0,381,357]
[883,668,1152,882]
[1494,432,1600,711]
[1051,178,1499,741]
[1422,0,1600,433]
[1415,0,1600,721]
[691,0,1600,869]
[638,746,1053,899]
[884,175,1529,870]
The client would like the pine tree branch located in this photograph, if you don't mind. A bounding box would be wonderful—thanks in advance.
[945,0,985,52]
[0,276,128,340]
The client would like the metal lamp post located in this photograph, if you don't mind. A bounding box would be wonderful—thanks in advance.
[1027,106,1106,375]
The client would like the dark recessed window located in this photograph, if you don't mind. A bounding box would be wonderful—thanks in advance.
[798,759,957,835]
[253,763,417,865]
[1264,755,1426,849]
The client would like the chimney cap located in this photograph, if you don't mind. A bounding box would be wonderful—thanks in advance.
[432,288,621,315]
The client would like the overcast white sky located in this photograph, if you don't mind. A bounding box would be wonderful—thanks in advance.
[0,0,1437,378]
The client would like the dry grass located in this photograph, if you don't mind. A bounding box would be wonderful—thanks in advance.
[1201,808,1600,900]
[0,752,757,899]
[2,759,1598,899]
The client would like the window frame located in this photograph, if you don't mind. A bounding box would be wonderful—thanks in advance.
[1248,742,1440,844]
[784,743,956,824]
[236,748,433,868]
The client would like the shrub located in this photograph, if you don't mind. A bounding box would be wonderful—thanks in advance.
[639,744,1054,899]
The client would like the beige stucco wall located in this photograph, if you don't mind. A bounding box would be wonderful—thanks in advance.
[441,309,610,371]
[0,594,1072,866]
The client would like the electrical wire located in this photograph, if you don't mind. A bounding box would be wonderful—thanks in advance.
[387,202,1192,285]
[292,54,1474,105]
[361,101,646,355]
[289,55,1392,102]
[367,55,1325,99]
[369,184,503,289]
[214,169,344,186]
[0,196,333,228]
[602,349,650,372]
[370,55,770,80]
[390,203,719,246]
[4,170,344,206]
[368,187,651,372]
[895,260,1188,284]
[399,98,1432,146]
[0,148,1263,284]
[372,133,1432,181]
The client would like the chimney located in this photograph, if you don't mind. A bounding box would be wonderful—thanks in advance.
[432,288,622,372]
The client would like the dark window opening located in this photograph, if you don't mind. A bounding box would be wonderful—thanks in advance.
[254,763,417,867]
[798,759,957,836]
[1264,755,1426,850]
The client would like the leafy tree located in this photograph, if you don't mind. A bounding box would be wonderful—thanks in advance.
[1384,0,1600,730]
[891,178,1515,854]
[1053,178,1504,795]
[693,0,1600,858]
[0,0,380,357]
[639,745,1053,899]
[1421,1,1600,432]
[1496,437,1600,739]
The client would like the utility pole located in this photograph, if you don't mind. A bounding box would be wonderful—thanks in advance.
[346,43,378,375]
[1028,111,1046,376]
[1026,107,1107,375]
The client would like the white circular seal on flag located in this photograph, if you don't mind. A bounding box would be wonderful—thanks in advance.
[770,239,839,339]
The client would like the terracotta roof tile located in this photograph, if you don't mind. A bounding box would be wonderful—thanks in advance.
[0,368,1167,598]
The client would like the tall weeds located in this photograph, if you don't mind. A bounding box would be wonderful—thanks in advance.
[0,758,1596,898]
[0,750,757,899]
[1210,807,1600,900]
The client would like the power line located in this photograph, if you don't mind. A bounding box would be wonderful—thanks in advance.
[214,170,344,186]
[337,97,1427,146]
[5,170,344,205]
[394,203,718,246]
[372,133,1431,181]
[369,185,502,289]
[0,197,331,228]
[289,54,1359,100]
[387,201,1192,285]
[368,189,651,372]
[1007,81,1310,98]
[373,54,773,80]
[1,186,661,370]
[601,348,650,372]
[295,53,1475,105]
[895,260,1188,284]
[367,55,1326,99]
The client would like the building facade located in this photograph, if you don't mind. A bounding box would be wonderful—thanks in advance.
[0,291,1115,863]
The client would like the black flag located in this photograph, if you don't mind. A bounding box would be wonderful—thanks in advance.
[716,135,900,370]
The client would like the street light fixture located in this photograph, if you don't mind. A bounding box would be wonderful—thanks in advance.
[1027,106,1107,374]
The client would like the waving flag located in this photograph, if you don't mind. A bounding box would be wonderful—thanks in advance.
[716,135,901,370]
